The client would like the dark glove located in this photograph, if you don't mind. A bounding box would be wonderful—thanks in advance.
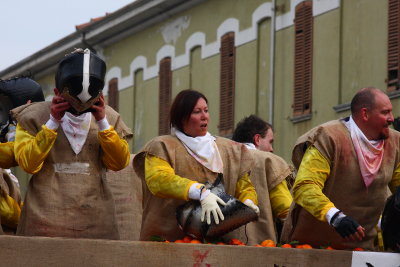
[394,186,400,210]
[330,211,360,238]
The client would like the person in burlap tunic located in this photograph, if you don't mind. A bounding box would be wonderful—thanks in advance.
[133,89,259,242]
[12,49,132,239]
[0,77,45,235]
[0,143,22,235]
[232,115,293,245]
[281,88,400,250]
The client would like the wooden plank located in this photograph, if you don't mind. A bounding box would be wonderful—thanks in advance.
[0,236,353,267]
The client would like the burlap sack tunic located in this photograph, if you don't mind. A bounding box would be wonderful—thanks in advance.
[0,169,22,234]
[13,102,132,239]
[236,149,292,245]
[133,135,254,241]
[105,154,142,240]
[281,119,400,250]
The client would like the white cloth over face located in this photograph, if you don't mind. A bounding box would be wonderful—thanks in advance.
[171,127,224,173]
[61,112,92,155]
[345,116,384,188]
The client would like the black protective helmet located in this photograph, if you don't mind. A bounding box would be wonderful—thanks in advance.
[0,77,44,125]
[0,77,45,142]
[55,48,106,113]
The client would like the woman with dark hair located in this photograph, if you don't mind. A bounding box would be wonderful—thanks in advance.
[134,89,259,241]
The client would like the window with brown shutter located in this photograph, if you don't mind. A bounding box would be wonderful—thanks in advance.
[108,78,119,112]
[219,32,235,136]
[293,1,313,116]
[159,57,172,135]
[388,0,400,91]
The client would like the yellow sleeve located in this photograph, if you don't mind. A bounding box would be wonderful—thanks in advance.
[14,123,57,174]
[0,142,17,169]
[389,162,400,193]
[292,146,335,222]
[270,180,293,219]
[0,193,21,229]
[235,172,258,205]
[98,126,130,171]
[145,155,196,200]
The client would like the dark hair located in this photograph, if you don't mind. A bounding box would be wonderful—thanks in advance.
[170,89,208,132]
[350,87,380,115]
[232,115,272,144]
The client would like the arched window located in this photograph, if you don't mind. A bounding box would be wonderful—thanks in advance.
[293,1,313,116]
[159,57,172,135]
[219,32,235,136]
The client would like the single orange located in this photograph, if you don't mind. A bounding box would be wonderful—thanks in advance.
[353,247,364,251]
[297,244,312,249]
[164,240,170,243]
[281,243,292,248]
[325,246,335,250]
[174,239,184,243]
[183,236,193,243]
[190,239,202,244]
[261,239,276,247]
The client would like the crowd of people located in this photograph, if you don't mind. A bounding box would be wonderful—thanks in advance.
[0,48,399,252]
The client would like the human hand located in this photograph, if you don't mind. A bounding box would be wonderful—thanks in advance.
[51,88,70,121]
[244,199,260,216]
[331,212,365,241]
[200,191,226,225]
[91,94,105,121]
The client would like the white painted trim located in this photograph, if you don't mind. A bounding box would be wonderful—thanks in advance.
[275,0,340,31]
[105,0,339,92]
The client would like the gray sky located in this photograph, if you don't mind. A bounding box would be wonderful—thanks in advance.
[0,0,135,71]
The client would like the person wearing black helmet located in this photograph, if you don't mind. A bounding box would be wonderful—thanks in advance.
[0,76,44,234]
[12,48,133,239]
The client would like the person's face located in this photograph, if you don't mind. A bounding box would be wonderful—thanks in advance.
[182,97,209,137]
[364,92,394,140]
[256,128,274,152]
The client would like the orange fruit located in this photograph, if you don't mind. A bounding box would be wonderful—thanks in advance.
[261,239,276,247]
[281,243,292,248]
[297,244,312,249]
[182,236,192,243]
[164,240,170,243]
[190,239,202,244]
[353,247,364,251]
[325,246,335,250]
[216,242,225,245]
[174,239,184,243]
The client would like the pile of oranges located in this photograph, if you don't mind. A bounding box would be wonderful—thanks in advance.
[157,236,365,251]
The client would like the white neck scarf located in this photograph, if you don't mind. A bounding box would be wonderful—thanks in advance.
[171,127,224,173]
[244,143,256,150]
[61,112,92,155]
[345,116,384,188]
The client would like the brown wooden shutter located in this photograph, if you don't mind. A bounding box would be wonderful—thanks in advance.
[293,1,313,116]
[219,32,235,136]
[388,0,400,91]
[108,78,119,112]
[159,57,172,135]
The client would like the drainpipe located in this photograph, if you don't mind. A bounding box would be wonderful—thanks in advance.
[268,0,276,124]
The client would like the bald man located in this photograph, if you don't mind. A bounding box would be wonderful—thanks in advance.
[281,87,400,251]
